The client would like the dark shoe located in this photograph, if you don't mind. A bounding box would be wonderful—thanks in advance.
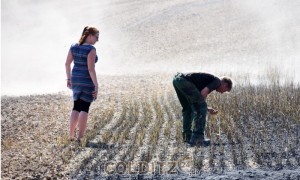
[182,133,191,143]
[201,139,211,146]
[189,135,210,147]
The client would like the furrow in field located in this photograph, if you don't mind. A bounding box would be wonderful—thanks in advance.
[69,102,126,178]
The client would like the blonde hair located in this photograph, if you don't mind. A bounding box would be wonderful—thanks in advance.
[78,26,99,45]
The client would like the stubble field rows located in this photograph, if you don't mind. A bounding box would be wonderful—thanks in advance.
[1,74,300,179]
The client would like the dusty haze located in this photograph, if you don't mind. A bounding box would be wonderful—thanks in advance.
[2,0,300,95]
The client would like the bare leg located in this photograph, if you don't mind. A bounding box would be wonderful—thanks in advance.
[69,110,79,140]
[77,111,88,140]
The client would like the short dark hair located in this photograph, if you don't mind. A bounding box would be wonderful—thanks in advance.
[221,77,233,91]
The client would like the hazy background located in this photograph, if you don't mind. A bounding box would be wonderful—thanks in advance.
[2,0,300,95]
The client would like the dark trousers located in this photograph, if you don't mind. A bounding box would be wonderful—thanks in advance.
[173,73,207,141]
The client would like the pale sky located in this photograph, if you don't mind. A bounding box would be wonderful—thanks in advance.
[2,0,300,95]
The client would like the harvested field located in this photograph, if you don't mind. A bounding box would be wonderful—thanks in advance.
[2,0,300,179]
[1,74,300,179]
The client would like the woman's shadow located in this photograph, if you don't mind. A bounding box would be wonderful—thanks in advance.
[86,141,115,149]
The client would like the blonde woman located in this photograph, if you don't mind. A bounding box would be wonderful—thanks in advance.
[65,26,99,142]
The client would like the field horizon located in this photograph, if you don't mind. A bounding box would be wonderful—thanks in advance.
[2,0,300,95]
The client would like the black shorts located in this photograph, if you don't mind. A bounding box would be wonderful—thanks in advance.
[73,99,91,113]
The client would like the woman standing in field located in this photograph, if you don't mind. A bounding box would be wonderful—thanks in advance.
[65,26,99,142]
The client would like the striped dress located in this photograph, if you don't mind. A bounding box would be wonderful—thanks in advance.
[70,43,98,103]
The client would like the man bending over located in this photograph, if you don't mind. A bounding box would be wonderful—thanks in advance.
[173,72,232,147]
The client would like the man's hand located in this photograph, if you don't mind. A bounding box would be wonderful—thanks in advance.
[208,107,218,115]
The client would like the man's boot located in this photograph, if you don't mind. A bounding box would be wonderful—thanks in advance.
[182,132,191,143]
[189,134,210,147]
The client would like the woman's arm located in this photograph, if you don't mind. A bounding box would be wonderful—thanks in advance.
[87,49,98,99]
[65,50,73,88]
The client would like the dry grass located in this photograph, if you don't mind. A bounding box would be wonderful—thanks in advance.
[1,73,300,179]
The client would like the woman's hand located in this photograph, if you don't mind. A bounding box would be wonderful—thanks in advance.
[208,107,218,115]
[67,79,71,89]
[93,86,98,100]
